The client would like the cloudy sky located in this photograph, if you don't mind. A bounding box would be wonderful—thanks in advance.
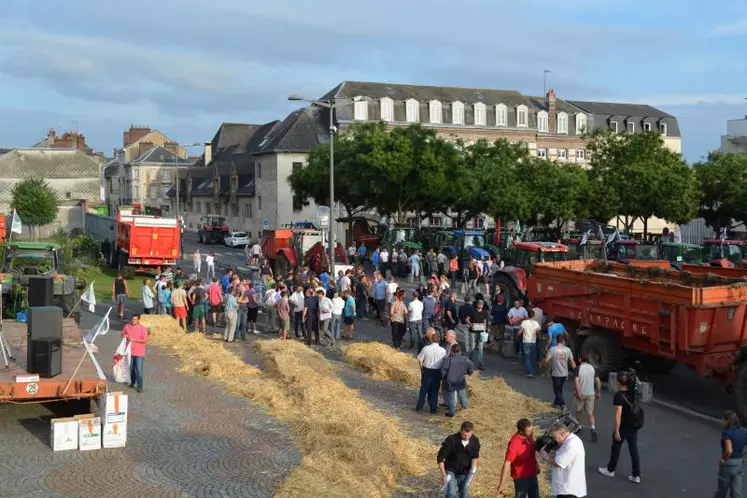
[1,0,745,161]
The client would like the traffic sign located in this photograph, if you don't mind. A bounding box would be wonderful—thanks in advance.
[263,219,270,229]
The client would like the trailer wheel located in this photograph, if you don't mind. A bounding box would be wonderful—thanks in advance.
[579,331,624,381]
[276,252,292,277]
[493,273,522,305]
[734,362,747,423]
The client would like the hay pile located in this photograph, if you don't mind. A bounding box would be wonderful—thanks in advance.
[141,315,435,498]
[341,343,552,497]
[140,315,260,379]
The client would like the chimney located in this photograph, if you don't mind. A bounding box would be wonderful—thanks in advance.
[164,141,179,156]
[75,132,86,150]
[47,128,56,146]
[138,141,155,158]
[123,125,151,147]
[546,89,557,134]
[204,142,212,166]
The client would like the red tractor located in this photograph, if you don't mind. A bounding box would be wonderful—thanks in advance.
[702,239,746,268]
[491,241,569,304]
[260,228,351,276]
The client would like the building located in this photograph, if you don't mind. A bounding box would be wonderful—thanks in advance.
[0,148,104,235]
[33,129,95,155]
[720,116,747,155]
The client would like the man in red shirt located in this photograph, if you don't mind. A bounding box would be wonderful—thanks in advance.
[497,418,540,498]
[122,314,149,393]
[207,277,223,328]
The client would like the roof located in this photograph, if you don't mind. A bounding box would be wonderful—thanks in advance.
[211,123,263,151]
[131,145,180,164]
[567,100,674,119]
[104,164,120,178]
[0,149,103,178]
[257,106,331,154]
[7,241,61,250]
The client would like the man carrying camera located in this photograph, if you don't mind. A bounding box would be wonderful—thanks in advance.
[598,371,643,483]
[437,421,480,498]
[537,422,587,498]
[497,418,540,498]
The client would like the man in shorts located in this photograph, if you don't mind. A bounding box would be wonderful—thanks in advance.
[170,281,189,330]
[574,354,601,442]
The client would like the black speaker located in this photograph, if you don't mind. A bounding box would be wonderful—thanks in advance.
[27,306,62,371]
[28,276,53,307]
[30,337,62,378]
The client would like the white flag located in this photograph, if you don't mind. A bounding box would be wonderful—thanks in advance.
[597,224,605,241]
[580,230,589,245]
[81,282,96,313]
[606,228,618,246]
[515,219,521,234]
[84,308,111,344]
[720,227,728,243]
[10,210,22,234]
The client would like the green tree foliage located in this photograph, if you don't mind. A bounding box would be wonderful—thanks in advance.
[10,177,59,226]
[524,159,590,234]
[693,151,747,230]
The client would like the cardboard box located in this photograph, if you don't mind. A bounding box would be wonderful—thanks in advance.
[98,392,128,424]
[74,413,95,420]
[102,422,127,449]
[78,417,101,451]
[50,417,78,451]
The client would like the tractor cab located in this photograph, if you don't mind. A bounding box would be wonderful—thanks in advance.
[563,238,606,260]
[702,239,745,267]
[198,215,229,244]
[440,230,490,272]
[339,216,380,249]
[509,241,568,274]
[379,225,422,255]
[608,240,659,262]
[659,242,703,268]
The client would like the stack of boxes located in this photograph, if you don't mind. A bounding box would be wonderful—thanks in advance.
[49,392,128,451]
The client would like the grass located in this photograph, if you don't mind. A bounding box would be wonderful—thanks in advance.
[88,267,144,301]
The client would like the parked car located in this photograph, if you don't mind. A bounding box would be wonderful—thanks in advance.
[224,231,249,247]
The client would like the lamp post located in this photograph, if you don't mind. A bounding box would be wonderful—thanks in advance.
[288,95,348,277]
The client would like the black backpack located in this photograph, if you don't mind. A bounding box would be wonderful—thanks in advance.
[621,392,644,429]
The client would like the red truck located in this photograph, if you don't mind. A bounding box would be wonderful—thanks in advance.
[528,260,747,420]
[85,208,180,277]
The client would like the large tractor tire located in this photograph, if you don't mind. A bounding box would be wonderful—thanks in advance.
[275,252,292,277]
[734,361,747,423]
[579,330,624,381]
[493,272,522,306]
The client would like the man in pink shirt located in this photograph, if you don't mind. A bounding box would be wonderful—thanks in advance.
[122,314,149,393]
[207,277,223,328]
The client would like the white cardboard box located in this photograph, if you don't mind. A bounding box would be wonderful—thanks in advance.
[98,392,128,424]
[102,422,127,449]
[78,416,102,451]
[50,417,78,451]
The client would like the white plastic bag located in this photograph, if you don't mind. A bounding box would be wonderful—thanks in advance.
[112,337,131,385]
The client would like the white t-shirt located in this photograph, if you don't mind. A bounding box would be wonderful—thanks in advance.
[520,319,540,343]
[319,297,333,315]
[532,307,544,326]
[252,244,261,256]
[380,250,389,263]
[577,363,597,397]
[408,299,424,321]
[205,255,215,266]
[290,291,305,313]
[331,297,345,315]
[551,433,587,497]
[386,282,398,302]
[417,343,447,369]
[348,246,356,257]
[339,276,351,293]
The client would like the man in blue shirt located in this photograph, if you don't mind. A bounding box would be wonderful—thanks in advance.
[546,321,566,350]
[319,269,330,291]
[371,248,380,272]
[357,244,367,265]
[374,273,388,325]
[220,268,233,294]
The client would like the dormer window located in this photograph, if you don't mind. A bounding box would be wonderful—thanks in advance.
[473,102,486,126]
[517,105,528,127]
[496,104,507,126]
[575,113,587,135]
[380,97,393,122]
[452,101,465,125]
[610,120,619,133]
[557,112,569,134]
[537,111,549,133]
[627,121,635,133]
[405,99,419,123]
[429,100,442,124]
[353,99,368,121]
[660,122,668,136]
[644,122,651,132]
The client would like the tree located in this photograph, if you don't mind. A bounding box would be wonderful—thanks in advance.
[524,159,591,234]
[693,151,747,231]
[10,177,59,234]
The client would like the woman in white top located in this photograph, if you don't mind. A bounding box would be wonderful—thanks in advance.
[205,252,216,279]
[192,250,201,275]
[330,291,345,341]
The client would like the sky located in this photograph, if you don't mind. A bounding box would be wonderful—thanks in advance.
[0,0,745,161]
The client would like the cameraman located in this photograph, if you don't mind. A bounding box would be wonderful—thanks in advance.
[537,422,587,498]
[497,418,540,498]
[597,371,642,483]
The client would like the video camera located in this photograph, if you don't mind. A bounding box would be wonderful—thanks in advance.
[534,414,581,453]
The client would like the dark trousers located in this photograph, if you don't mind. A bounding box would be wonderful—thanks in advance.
[551,376,567,407]
[376,299,386,323]
[415,367,441,413]
[391,321,406,348]
[304,316,320,346]
[607,427,641,478]
[294,311,303,337]
[514,475,540,498]
[557,495,581,498]
[357,296,367,319]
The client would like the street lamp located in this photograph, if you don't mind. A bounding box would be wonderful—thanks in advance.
[288,94,350,277]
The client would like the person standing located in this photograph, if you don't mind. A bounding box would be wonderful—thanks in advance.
[170,281,189,330]
[444,291,459,331]
[342,289,357,339]
[223,288,239,342]
[490,293,508,345]
[122,314,148,393]
[519,310,541,378]
[388,290,407,348]
[277,290,290,340]
[357,243,367,266]
[188,278,207,333]
[220,268,233,294]
[141,278,155,315]
[112,273,129,320]
[507,300,528,355]
[437,421,481,498]
[205,252,216,280]
[386,276,398,317]
[251,241,262,265]
[423,288,437,331]
[330,290,345,341]
[192,249,201,275]
[465,299,488,371]
[574,355,601,443]
[416,329,446,414]
[372,247,380,273]
[448,255,459,291]
[290,286,306,339]
[318,289,335,346]
[541,334,576,410]
[380,247,390,277]
[374,273,387,325]
[264,284,279,334]
[597,371,643,484]
[302,289,320,346]
[456,298,474,357]
[714,410,747,498]
[235,285,249,341]
[497,418,541,498]
[245,282,260,334]
[437,250,447,276]
[440,343,474,417]
[162,282,173,317]
[444,329,458,355]
[538,422,587,498]
[207,277,223,328]
[408,291,424,349]
[410,250,421,279]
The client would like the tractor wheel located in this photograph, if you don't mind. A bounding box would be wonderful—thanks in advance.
[493,272,522,306]
[275,253,292,277]
[579,330,624,381]
[559,321,582,355]
[734,361,747,423]
[120,266,136,280]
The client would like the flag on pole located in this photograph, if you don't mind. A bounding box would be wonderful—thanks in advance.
[580,229,590,246]
[515,219,521,234]
[596,224,605,241]
[606,228,618,246]
[10,210,22,235]
[84,308,111,344]
[81,281,96,313]
[720,227,728,243]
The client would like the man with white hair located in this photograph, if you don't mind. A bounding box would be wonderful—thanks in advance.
[444,329,458,356]
[538,422,587,498]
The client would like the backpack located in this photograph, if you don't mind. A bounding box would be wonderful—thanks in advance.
[621,392,645,429]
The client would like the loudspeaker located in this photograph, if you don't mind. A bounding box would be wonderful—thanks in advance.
[30,337,62,378]
[28,276,54,307]
[27,306,62,371]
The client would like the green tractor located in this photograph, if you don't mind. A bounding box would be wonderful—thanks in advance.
[659,242,703,269]
[379,225,423,255]
[0,242,81,321]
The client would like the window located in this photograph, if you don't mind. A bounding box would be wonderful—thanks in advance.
[257,162,262,178]
[353,99,368,121]
[495,104,507,126]
[537,148,547,159]
[452,101,464,124]
[576,149,586,160]
[162,169,170,182]
[558,148,567,159]
[131,169,139,180]
[627,121,635,133]
[232,203,239,216]
[557,112,569,134]
[610,120,619,133]
[537,111,549,133]
[247,203,252,218]
[133,185,140,199]
[66,191,71,199]
[406,217,416,227]
[196,201,201,213]
[405,99,419,122]
[575,113,587,135]
[517,105,528,127]
[380,97,394,122]
[644,122,652,132]
[292,162,303,212]
[473,102,486,126]
[660,122,668,136]
[258,196,262,210]
[431,216,443,227]
[429,100,442,124]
